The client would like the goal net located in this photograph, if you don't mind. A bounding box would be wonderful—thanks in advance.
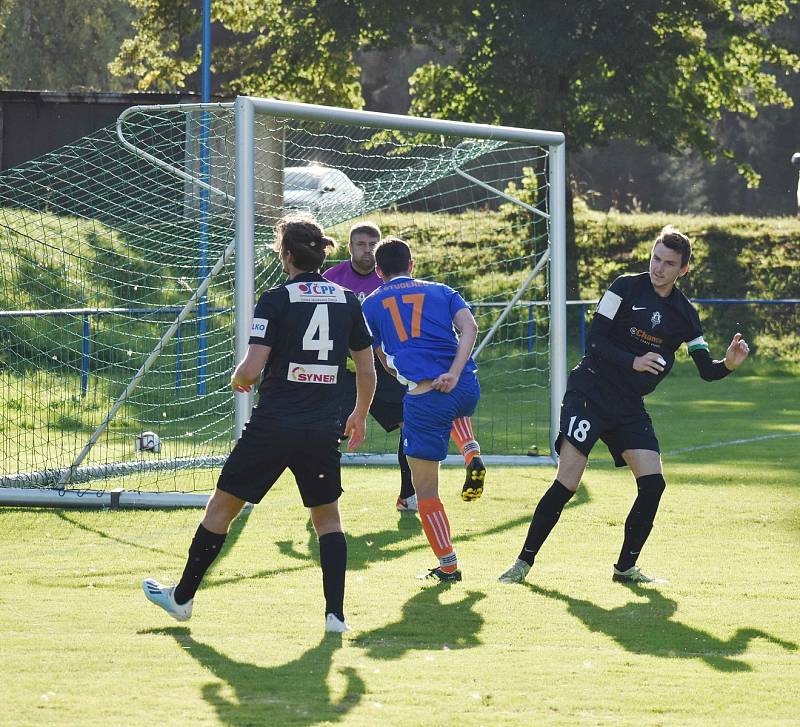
[0,97,565,507]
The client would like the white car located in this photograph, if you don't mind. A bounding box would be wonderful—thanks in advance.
[283,165,364,218]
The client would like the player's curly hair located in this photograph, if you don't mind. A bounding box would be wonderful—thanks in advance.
[655,225,692,267]
[274,214,338,271]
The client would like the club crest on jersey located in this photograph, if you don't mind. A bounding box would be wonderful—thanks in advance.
[287,363,339,384]
[650,311,662,329]
[288,282,347,304]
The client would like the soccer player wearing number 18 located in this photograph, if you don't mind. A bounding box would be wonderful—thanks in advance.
[362,238,481,582]
[143,215,376,633]
[499,226,750,585]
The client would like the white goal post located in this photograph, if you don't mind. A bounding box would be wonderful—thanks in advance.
[232,96,567,458]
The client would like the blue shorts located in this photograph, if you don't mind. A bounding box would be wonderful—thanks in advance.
[402,372,480,461]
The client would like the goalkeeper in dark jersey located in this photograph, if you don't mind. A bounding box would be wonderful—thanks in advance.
[143,215,376,634]
[499,226,750,585]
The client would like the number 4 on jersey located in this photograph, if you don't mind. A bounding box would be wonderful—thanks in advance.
[303,304,333,360]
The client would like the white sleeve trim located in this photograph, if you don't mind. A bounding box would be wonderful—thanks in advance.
[686,336,709,352]
[596,290,623,320]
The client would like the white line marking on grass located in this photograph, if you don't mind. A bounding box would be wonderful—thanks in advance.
[665,432,800,456]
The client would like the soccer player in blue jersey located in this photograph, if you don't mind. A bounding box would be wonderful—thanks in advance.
[362,237,480,582]
[325,222,487,511]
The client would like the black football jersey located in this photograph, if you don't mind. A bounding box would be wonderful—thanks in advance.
[572,272,707,398]
[248,272,373,429]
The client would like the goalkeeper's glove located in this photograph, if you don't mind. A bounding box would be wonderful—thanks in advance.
[346,357,357,374]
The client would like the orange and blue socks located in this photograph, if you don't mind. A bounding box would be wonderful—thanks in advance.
[450,416,480,465]
[417,497,457,572]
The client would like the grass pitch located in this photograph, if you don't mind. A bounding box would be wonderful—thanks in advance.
[1,364,799,726]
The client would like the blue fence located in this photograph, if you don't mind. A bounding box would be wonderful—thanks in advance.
[0,306,227,395]
[2,298,797,396]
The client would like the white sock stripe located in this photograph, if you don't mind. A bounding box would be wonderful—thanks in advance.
[452,417,467,442]
[425,512,447,549]
[431,510,452,549]
[425,511,449,549]
[458,416,474,439]
[439,552,457,567]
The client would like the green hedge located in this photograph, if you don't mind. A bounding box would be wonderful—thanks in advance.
[3,205,799,365]
[573,207,800,358]
[331,206,800,359]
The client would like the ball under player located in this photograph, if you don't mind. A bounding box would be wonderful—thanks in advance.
[143,215,376,633]
[362,237,480,582]
[499,226,750,585]
[324,222,487,511]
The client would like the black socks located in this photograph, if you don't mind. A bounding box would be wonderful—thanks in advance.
[174,524,227,605]
[398,430,415,499]
[616,473,666,571]
[319,531,347,620]
[518,480,575,566]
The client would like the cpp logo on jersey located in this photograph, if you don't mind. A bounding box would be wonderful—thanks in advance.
[288,282,347,304]
[287,362,339,384]
[250,318,268,338]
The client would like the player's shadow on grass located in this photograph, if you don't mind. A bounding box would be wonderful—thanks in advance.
[277,508,543,572]
[140,627,364,727]
[276,513,423,567]
[355,587,486,659]
[208,496,590,589]
[530,583,797,672]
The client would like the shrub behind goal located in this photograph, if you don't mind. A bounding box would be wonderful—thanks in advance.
[0,97,565,507]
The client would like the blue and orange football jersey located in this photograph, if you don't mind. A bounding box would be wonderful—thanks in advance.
[361,276,477,388]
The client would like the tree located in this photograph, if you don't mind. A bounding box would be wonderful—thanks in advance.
[0,0,138,91]
[407,1,799,184]
[110,1,799,291]
[112,1,798,182]
[110,0,367,106]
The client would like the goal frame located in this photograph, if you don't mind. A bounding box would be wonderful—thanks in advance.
[232,96,567,460]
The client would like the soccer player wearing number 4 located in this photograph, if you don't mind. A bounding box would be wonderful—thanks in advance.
[499,226,750,585]
[143,215,376,633]
[362,238,481,582]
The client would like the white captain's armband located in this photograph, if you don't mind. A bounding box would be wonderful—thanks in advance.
[250,318,268,338]
[596,290,623,319]
[686,336,709,354]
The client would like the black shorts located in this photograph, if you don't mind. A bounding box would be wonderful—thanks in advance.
[555,388,659,468]
[216,417,342,507]
[340,372,403,433]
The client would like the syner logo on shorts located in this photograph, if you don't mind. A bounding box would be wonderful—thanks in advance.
[287,363,339,384]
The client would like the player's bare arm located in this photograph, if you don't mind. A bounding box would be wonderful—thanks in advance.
[343,345,377,451]
[373,346,398,378]
[230,344,271,392]
[432,307,478,393]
